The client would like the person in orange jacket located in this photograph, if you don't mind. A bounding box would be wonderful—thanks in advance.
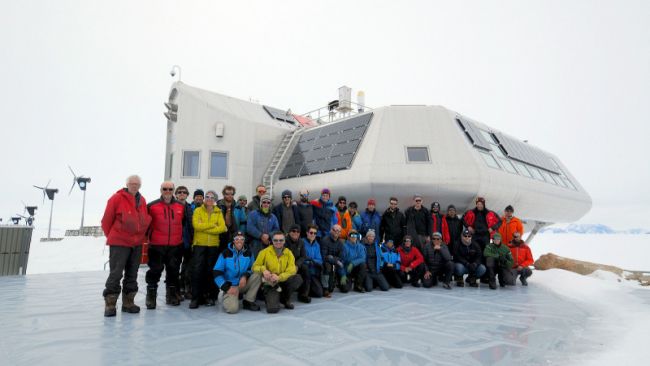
[507,232,534,286]
[498,205,524,246]
[335,196,353,239]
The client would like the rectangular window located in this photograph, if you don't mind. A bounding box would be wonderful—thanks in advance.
[210,151,228,178]
[513,161,532,178]
[499,158,518,174]
[541,170,558,185]
[182,151,200,177]
[406,146,430,162]
[529,166,545,181]
[480,151,501,169]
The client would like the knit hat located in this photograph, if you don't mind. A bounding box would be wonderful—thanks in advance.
[476,197,486,204]
[261,195,271,203]
[493,233,502,241]
[288,224,301,232]
[238,195,247,201]
[193,189,204,198]
[432,232,442,239]
[321,188,331,195]
[366,229,376,238]
[505,205,514,212]
[367,198,376,206]
[281,190,292,198]
[447,204,456,211]
[413,194,422,200]
[431,202,440,210]
[462,229,472,236]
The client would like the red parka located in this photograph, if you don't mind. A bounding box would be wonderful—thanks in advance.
[101,189,152,247]
[147,198,185,246]
[397,246,424,272]
[463,209,501,238]
[507,242,534,268]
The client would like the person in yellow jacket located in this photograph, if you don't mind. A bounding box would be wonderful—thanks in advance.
[498,205,524,246]
[253,231,303,313]
[189,190,226,309]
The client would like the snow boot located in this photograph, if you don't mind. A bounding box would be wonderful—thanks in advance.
[189,299,199,309]
[104,294,119,317]
[146,287,157,309]
[455,275,464,287]
[488,281,497,290]
[122,292,141,313]
[166,287,180,306]
[520,275,528,286]
[442,282,452,290]
[243,300,260,311]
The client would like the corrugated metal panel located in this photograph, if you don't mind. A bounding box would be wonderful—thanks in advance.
[0,227,33,276]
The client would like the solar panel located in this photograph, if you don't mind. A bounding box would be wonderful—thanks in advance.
[456,116,492,151]
[279,113,373,179]
[263,105,298,124]
[493,132,559,174]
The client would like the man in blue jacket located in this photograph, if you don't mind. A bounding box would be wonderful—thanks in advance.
[342,230,367,293]
[213,231,261,313]
[300,223,324,301]
[247,195,280,257]
[361,199,382,237]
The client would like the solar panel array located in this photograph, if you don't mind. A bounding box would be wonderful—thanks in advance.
[279,113,373,179]
[456,116,492,151]
[263,105,298,124]
[492,132,559,174]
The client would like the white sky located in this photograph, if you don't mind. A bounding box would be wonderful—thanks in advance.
[2,0,649,230]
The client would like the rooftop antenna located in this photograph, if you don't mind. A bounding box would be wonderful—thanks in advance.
[33,180,58,240]
[68,165,91,229]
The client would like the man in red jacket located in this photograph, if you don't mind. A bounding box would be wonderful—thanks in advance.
[145,181,186,309]
[398,236,426,287]
[101,175,152,317]
[507,232,534,286]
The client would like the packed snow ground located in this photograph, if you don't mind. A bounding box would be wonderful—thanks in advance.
[10,231,650,365]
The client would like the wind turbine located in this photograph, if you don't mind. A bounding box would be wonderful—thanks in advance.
[21,201,37,226]
[68,166,91,229]
[33,180,59,240]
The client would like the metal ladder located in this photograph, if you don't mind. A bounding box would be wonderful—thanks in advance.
[262,128,303,198]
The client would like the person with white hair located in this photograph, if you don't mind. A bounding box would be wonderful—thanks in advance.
[362,230,389,292]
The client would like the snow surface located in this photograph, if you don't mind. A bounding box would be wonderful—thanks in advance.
[5,232,649,365]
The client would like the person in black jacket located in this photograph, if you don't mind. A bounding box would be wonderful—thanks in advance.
[174,186,194,301]
[421,232,453,289]
[452,229,486,287]
[319,224,345,297]
[404,194,432,252]
[379,197,406,247]
[273,190,301,234]
[285,224,310,303]
[430,202,443,234]
[441,205,463,247]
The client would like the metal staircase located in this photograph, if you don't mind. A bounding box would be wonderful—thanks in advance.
[262,128,303,197]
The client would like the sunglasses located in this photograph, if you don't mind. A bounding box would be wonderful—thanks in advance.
[463,234,472,238]
[176,191,189,195]
[162,188,174,191]
[205,196,216,200]
[433,238,442,241]
[272,238,285,243]
[262,201,271,204]
[308,231,317,235]
[415,199,422,202]
[224,192,234,196]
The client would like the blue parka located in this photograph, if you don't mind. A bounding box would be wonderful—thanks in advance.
[360,209,382,237]
[246,209,279,247]
[213,243,254,292]
[380,243,401,270]
[303,237,323,266]
[343,240,367,267]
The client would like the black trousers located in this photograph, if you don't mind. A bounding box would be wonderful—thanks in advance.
[382,266,403,288]
[103,245,142,296]
[511,267,533,280]
[486,257,515,286]
[299,264,324,298]
[191,246,220,301]
[263,275,303,311]
[178,245,193,291]
[323,262,345,292]
[340,264,367,293]
[399,263,426,285]
[146,245,181,289]
[364,271,389,292]
[422,262,454,287]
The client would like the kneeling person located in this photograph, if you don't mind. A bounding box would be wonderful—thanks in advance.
[484,233,515,289]
[253,231,303,313]
[213,231,261,313]
[507,232,534,286]
[341,230,367,293]
[421,232,453,289]
[398,236,426,287]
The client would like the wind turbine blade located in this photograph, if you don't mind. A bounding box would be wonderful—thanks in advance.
[69,179,76,195]
[68,165,77,178]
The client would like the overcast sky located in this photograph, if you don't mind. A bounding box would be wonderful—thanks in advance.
[2,0,649,231]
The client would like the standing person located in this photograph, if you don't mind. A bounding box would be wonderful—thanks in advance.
[380,197,406,247]
[498,205,524,247]
[311,188,337,239]
[191,189,204,211]
[452,229,486,287]
[320,224,346,297]
[462,197,502,252]
[247,195,280,257]
[273,190,301,234]
[363,230,389,292]
[430,202,443,235]
[398,236,426,287]
[190,190,227,309]
[360,199,381,237]
[484,233,515,290]
[247,184,267,213]
[335,196,353,240]
[380,240,403,289]
[507,232,534,286]
[421,232,453,289]
[213,231,262,313]
[301,224,324,301]
[174,185,193,300]
[341,230,367,293]
[253,231,303,313]
[217,185,240,254]
[234,195,248,233]
[296,189,314,237]
[101,175,152,317]
[404,195,432,252]
[285,224,310,303]
[145,181,186,309]
[441,205,463,247]
[348,202,363,233]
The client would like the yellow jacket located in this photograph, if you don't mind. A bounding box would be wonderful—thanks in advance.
[192,205,226,247]
[252,245,297,282]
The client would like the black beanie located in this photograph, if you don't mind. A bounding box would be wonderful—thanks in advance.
[193,189,204,198]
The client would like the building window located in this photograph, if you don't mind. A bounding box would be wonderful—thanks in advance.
[480,151,501,169]
[182,151,200,177]
[406,146,430,162]
[210,151,228,178]
[499,158,518,174]
[513,161,532,178]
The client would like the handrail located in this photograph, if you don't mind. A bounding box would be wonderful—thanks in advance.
[267,128,305,196]
[301,101,372,125]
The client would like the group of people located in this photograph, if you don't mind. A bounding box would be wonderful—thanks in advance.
[101,176,534,317]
